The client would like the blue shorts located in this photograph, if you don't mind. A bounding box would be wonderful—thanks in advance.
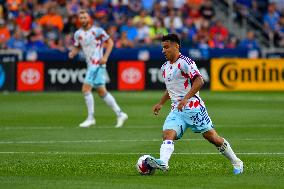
[163,106,214,139]
[84,66,106,88]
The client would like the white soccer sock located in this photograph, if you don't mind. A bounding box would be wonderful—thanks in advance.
[160,140,174,166]
[217,138,239,164]
[102,93,121,116]
[84,92,94,120]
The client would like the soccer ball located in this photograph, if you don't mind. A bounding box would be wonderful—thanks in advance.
[136,155,156,175]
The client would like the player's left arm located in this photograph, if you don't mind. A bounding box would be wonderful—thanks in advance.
[100,38,114,65]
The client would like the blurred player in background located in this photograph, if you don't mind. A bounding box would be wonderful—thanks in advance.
[146,34,243,174]
[69,9,128,128]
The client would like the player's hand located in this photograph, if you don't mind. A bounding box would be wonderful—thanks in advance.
[100,57,108,65]
[68,51,75,59]
[177,99,187,112]
[152,104,162,116]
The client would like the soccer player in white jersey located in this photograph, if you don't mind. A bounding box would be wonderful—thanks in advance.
[68,10,128,128]
[146,34,243,174]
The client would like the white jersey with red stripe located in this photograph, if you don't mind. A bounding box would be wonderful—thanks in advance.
[74,26,109,68]
[161,54,205,110]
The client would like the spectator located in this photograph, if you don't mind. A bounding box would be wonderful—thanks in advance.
[210,19,229,41]
[275,15,284,47]
[186,0,203,9]
[133,9,154,26]
[182,18,198,45]
[136,21,151,45]
[194,20,210,46]
[66,0,80,16]
[63,14,79,34]
[93,0,109,20]
[0,4,4,18]
[238,31,260,50]
[270,0,284,12]
[26,31,48,50]
[199,0,215,20]
[37,6,64,31]
[128,0,142,17]
[172,0,186,10]
[226,36,238,49]
[47,38,65,52]
[15,10,32,35]
[120,18,138,43]
[0,19,10,48]
[208,33,225,49]
[263,3,280,32]
[141,0,155,12]
[63,33,73,51]
[151,2,165,22]
[111,0,128,27]
[107,25,119,45]
[6,27,26,50]
[116,31,135,48]
[6,0,22,18]
[250,0,263,23]
[149,19,168,44]
[164,9,183,31]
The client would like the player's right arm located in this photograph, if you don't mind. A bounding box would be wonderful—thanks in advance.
[68,46,80,59]
[68,31,81,59]
[152,90,170,115]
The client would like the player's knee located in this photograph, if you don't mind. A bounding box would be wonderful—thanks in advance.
[97,90,107,97]
[163,130,176,140]
[82,88,91,94]
[82,84,92,93]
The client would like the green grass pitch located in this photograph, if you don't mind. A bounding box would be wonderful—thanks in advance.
[0,91,284,189]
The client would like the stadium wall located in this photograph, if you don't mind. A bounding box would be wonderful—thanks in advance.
[1,48,284,92]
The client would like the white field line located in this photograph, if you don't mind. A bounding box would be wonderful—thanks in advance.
[0,152,283,155]
[0,123,283,130]
[0,138,284,144]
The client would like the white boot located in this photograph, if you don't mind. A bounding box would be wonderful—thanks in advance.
[115,113,128,128]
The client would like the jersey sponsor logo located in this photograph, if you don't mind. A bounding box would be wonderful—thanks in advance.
[17,62,44,91]
[0,65,5,88]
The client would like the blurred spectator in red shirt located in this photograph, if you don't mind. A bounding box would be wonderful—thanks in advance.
[210,19,229,41]
[16,10,32,35]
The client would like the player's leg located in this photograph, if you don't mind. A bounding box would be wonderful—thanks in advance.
[93,67,128,127]
[96,86,128,128]
[79,83,95,128]
[187,104,243,174]
[146,129,176,171]
[159,129,176,168]
[202,129,244,174]
[147,111,185,171]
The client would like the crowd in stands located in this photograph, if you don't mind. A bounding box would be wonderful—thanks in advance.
[0,0,283,52]
[233,0,284,47]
